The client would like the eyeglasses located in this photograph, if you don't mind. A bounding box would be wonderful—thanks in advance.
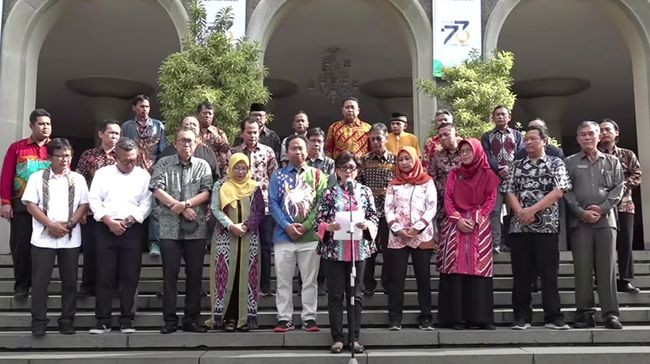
[338,166,357,172]
[52,154,72,160]
[369,137,384,142]
[233,166,249,172]
[176,138,195,145]
[459,149,473,156]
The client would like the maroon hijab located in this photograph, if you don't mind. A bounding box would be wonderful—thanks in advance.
[453,138,500,211]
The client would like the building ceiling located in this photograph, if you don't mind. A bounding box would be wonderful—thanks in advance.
[498,0,635,151]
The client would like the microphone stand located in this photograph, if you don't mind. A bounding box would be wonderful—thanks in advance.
[346,180,359,364]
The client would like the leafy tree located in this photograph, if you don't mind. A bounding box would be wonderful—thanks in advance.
[158,0,270,141]
[416,50,516,138]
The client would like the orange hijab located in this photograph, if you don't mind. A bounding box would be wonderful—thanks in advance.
[390,146,432,186]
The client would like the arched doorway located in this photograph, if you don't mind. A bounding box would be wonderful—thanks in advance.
[485,0,650,248]
[247,0,433,140]
[0,0,188,252]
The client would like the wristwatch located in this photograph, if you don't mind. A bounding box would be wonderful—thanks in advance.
[185,201,191,208]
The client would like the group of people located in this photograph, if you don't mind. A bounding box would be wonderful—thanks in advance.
[0,95,642,354]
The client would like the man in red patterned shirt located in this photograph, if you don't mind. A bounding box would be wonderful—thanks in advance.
[325,97,371,159]
[0,109,52,299]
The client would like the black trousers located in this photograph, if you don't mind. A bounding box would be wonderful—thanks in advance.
[160,238,205,325]
[259,215,274,293]
[324,259,365,344]
[510,233,563,323]
[617,212,635,280]
[31,246,79,328]
[10,211,32,292]
[363,217,388,292]
[80,219,98,293]
[384,247,432,324]
[95,222,144,326]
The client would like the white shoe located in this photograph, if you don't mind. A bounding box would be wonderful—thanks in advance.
[89,324,111,334]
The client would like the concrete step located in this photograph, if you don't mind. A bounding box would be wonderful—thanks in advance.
[2,327,650,350]
[3,346,650,364]
[1,290,649,312]
[3,276,650,295]
[1,250,649,267]
[0,306,647,330]
[1,262,649,280]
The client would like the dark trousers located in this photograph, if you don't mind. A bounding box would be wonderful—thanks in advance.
[324,259,365,344]
[95,222,144,326]
[259,215,274,293]
[363,217,388,292]
[160,238,205,325]
[617,212,635,280]
[80,219,97,293]
[10,211,32,292]
[384,247,432,324]
[510,233,563,323]
[31,246,79,328]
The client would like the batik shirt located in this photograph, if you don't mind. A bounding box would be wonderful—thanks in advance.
[316,181,378,262]
[233,126,282,162]
[600,145,642,214]
[149,155,213,240]
[505,155,571,234]
[307,154,337,187]
[231,143,278,214]
[269,164,328,243]
[200,125,230,177]
[358,150,396,219]
[481,127,524,192]
[121,117,168,174]
[428,148,460,220]
[325,119,371,159]
[0,137,51,211]
[76,147,116,187]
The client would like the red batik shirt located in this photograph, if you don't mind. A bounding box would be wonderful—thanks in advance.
[1,137,51,207]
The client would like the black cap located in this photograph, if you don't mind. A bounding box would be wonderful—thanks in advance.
[250,103,267,112]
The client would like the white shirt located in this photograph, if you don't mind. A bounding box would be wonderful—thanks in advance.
[21,169,89,249]
[89,165,152,223]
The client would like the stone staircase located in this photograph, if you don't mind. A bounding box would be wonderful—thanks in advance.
[0,252,650,363]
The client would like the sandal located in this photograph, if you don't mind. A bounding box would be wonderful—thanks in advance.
[330,341,344,354]
[352,341,365,354]
[238,324,250,332]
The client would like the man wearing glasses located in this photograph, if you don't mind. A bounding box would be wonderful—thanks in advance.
[151,127,213,334]
[358,123,396,296]
[22,138,89,336]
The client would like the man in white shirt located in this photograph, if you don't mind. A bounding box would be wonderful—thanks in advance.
[22,138,89,337]
[88,137,152,334]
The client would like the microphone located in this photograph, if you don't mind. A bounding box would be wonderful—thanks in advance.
[346,181,354,196]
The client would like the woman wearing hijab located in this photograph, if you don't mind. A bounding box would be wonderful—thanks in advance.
[316,151,378,354]
[384,146,437,331]
[436,138,500,330]
[207,153,265,331]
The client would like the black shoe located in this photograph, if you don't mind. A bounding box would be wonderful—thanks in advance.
[617,281,641,294]
[77,287,94,299]
[160,323,177,334]
[182,322,207,333]
[573,315,595,329]
[480,323,496,330]
[58,322,75,335]
[317,285,327,296]
[604,316,623,329]
[31,326,46,337]
[362,289,374,297]
[14,290,28,300]
[260,290,275,297]
[452,324,465,330]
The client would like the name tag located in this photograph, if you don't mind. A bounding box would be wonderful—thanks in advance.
[577,164,589,169]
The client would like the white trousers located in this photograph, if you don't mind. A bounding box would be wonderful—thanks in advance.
[274,241,320,322]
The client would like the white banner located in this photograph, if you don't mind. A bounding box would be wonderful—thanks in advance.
[203,0,247,40]
[433,0,482,77]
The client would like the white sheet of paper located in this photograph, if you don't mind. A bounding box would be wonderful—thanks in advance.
[333,211,364,240]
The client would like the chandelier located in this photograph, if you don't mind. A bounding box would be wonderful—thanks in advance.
[308,47,359,103]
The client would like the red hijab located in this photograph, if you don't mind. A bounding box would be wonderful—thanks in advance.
[453,138,500,211]
[391,146,432,186]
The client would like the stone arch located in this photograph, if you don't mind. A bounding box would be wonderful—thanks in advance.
[485,0,650,247]
[247,0,434,142]
[0,0,188,252]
